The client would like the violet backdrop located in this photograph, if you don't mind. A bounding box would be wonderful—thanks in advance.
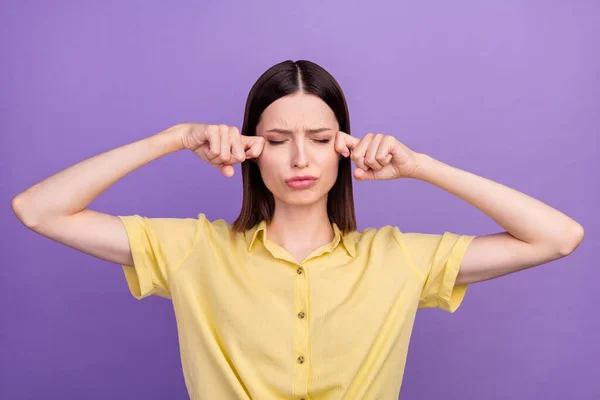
[2,1,598,399]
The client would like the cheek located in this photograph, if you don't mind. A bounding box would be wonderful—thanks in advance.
[257,154,280,184]
[317,146,340,168]
[318,151,341,182]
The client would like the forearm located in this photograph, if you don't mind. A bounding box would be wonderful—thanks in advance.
[411,153,583,252]
[12,124,184,226]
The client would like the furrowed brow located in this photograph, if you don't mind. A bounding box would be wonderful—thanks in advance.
[265,128,331,134]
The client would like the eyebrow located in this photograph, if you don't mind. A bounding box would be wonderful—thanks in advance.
[265,128,332,134]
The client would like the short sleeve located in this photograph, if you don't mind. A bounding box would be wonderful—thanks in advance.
[117,214,201,300]
[394,230,476,313]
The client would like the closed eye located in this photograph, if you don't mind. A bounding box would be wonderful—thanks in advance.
[267,139,330,145]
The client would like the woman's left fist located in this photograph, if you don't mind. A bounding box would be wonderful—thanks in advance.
[335,131,421,180]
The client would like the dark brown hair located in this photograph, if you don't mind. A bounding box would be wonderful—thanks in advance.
[232,60,356,233]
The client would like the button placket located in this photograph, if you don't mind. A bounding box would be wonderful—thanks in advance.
[292,263,310,397]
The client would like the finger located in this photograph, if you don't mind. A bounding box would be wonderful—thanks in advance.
[229,127,245,162]
[354,167,376,181]
[335,131,359,157]
[243,136,265,159]
[376,136,395,166]
[220,164,235,177]
[205,125,220,161]
[350,133,373,171]
[364,133,385,171]
[214,124,231,164]
[344,132,360,150]
[334,131,351,157]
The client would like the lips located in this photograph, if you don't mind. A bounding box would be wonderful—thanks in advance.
[285,176,318,189]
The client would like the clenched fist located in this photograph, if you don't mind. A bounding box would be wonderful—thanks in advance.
[177,123,265,177]
[335,131,422,180]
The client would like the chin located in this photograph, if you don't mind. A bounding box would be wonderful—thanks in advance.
[277,190,325,207]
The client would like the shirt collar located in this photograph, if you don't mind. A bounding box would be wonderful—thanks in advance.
[244,220,356,258]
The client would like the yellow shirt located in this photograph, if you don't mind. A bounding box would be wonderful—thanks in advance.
[118,213,475,400]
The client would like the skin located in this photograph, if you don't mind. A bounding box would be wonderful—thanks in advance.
[184,91,584,276]
[255,92,341,209]
[252,93,345,260]
[12,90,583,282]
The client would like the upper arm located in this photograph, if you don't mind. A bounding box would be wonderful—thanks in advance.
[21,209,134,266]
[20,208,203,299]
[393,229,475,313]
[116,214,202,299]
[456,231,572,285]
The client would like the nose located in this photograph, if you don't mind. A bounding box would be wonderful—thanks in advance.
[291,141,308,169]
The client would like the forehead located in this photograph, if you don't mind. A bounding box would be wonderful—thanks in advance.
[258,93,338,128]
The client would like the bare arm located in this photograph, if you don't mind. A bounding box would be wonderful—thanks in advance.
[11,124,185,266]
[410,153,584,285]
[334,131,584,285]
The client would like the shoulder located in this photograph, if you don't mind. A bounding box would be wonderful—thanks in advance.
[353,225,453,252]
[354,225,401,241]
[119,213,235,238]
[195,212,229,231]
[350,225,404,252]
[193,213,245,244]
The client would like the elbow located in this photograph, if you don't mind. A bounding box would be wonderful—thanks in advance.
[12,194,38,229]
[558,223,584,257]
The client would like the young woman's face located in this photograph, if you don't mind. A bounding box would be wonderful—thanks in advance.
[255,92,341,207]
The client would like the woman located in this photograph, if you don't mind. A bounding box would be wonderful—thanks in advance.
[12,60,584,399]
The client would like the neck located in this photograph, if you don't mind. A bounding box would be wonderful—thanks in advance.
[266,197,334,254]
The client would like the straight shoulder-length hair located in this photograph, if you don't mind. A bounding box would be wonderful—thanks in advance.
[232,60,356,233]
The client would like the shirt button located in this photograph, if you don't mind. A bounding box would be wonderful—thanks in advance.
[296,267,303,274]
[297,311,305,319]
[297,355,305,364]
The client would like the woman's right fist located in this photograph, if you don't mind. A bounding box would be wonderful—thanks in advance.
[177,123,264,177]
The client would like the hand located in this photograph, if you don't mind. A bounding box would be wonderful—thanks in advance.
[177,123,264,177]
[335,131,421,180]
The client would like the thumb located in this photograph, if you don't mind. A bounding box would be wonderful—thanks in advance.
[220,164,235,177]
[354,167,375,181]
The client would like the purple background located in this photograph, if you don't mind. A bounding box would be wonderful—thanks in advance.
[2,1,598,399]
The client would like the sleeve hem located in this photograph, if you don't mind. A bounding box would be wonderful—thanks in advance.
[437,234,476,313]
[118,215,155,300]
